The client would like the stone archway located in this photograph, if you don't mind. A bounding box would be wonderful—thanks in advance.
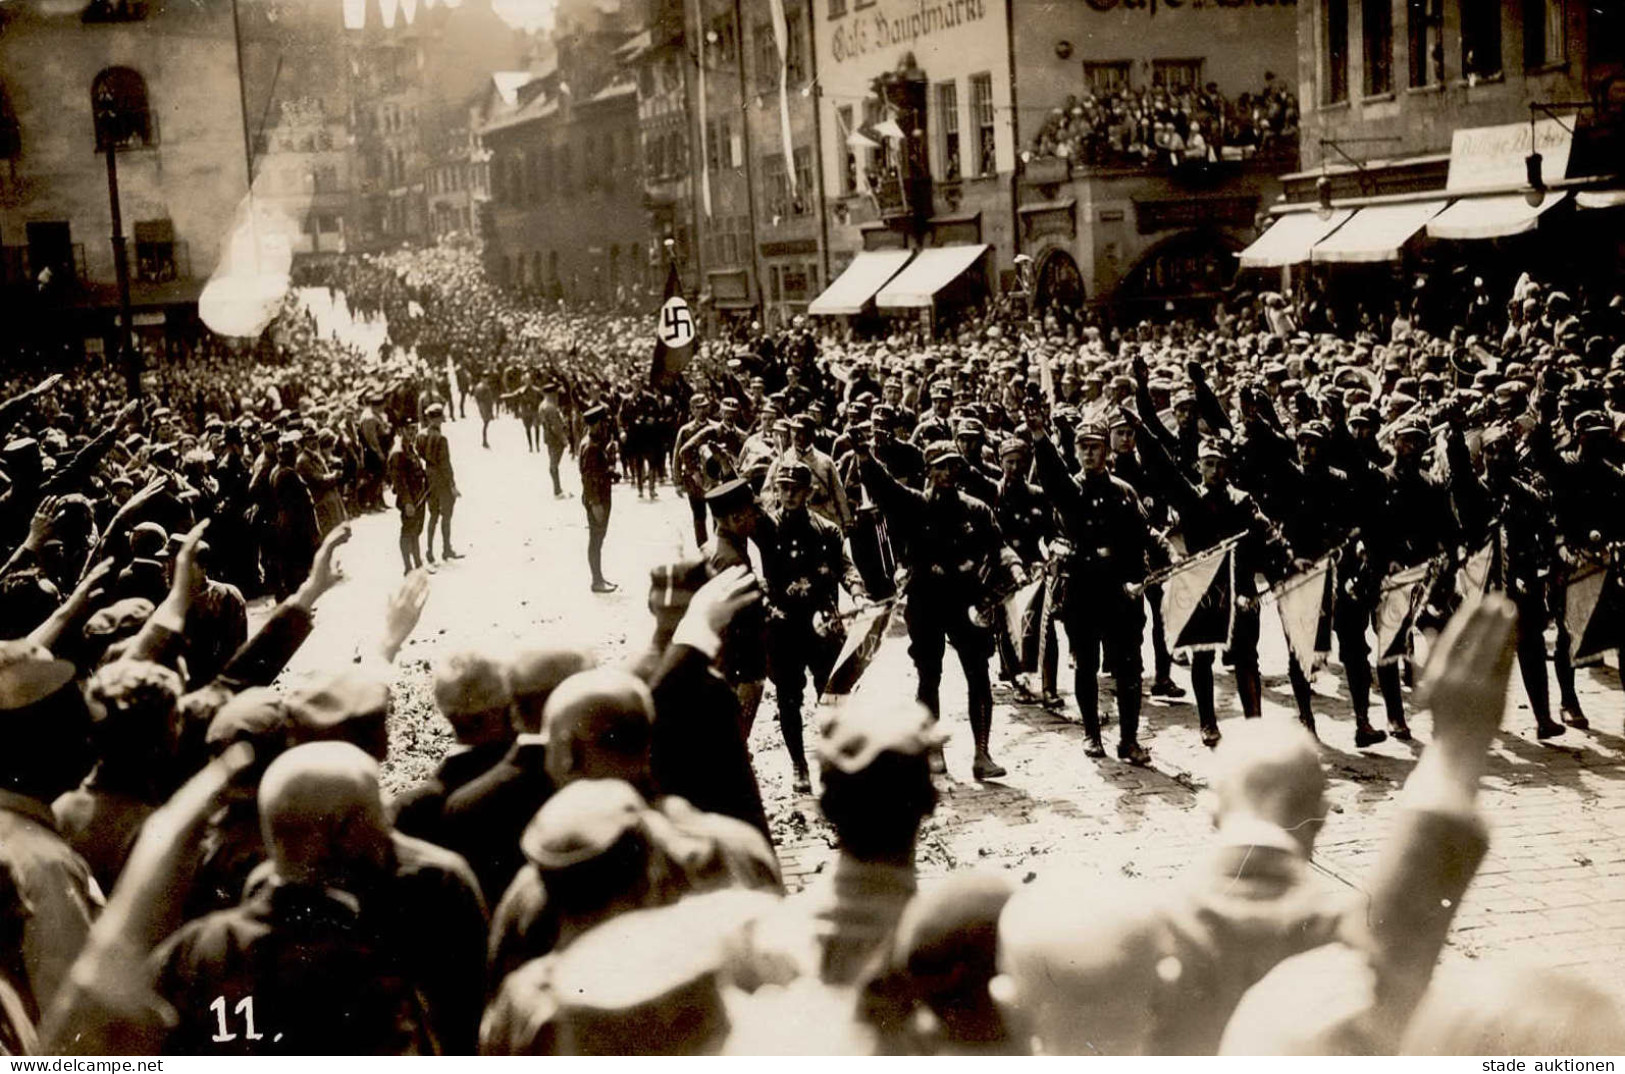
[1033,246,1085,313]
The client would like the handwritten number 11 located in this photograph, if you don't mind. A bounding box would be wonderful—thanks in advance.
[209,995,264,1042]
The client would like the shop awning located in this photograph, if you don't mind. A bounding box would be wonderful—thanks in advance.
[1237,209,1352,268]
[1426,192,1567,240]
[1310,200,1448,263]
[874,244,988,309]
[1577,188,1625,210]
[807,249,914,315]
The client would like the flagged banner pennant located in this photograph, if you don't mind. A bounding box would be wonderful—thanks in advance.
[1375,562,1432,666]
[1274,556,1334,673]
[1457,540,1495,604]
[1563,560,1622,665]
[1003,575,1044,672]
[1160,538,1238,652]
[822,599,897,697]
[649,260,695,388]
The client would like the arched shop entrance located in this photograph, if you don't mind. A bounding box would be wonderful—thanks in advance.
[1117,229,1243,320]
[1033,247,1086,315]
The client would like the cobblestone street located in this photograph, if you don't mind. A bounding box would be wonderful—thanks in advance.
[262,404,1625,999]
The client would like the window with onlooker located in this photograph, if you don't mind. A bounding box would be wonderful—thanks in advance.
[793,147,813,210]
[1592,0,1622,64]
[936,81,960,181]
[1362,0,1393,94]
[762,153,788,218]
[970,73,995,176]
[91,66,154,150]
[1523,0,1565,67]
[1461,0,1502,79]
[134,219,177,282]
[829,0,845,18]
[838,105,856,193]
[711,15,737,66]
[1408,0,1441,85]
[787,8,808,86]
[1083,61,1132,95]
[755,22,777,92]
[1151,59,1203,94]
[1322,0,1349,102]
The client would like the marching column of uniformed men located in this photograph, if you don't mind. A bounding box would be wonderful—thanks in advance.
[617,322,1625,785]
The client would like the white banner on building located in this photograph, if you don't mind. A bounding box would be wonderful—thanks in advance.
[1446,117,1572,192]
[768,0,796,195]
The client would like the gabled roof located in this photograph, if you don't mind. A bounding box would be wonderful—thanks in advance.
[481,90,560,135]
[491,71,532,107]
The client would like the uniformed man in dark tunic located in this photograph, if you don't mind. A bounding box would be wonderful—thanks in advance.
[1275,419,1385,747]
[672,395,715,549]
[1028,412,1160,765]
[763,461,864,792]
[420,404,460,563]
[852,434,1014,781]
[580,404,617,593]
[1368,417,1461,740]
[910,382,956,447]
[1455,422,1565,739]
[1539,408,1625,729]
[539,381,570,498]
[993,436,1057,704]
[387,417,429,575]
[1136,423,1295,748]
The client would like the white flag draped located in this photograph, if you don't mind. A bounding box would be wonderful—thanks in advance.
[767,0,796,195]
[1274,557,1332,673]
[695,0,712,218]
[1563,561,1613,664]
[1161,538,1239,653]
[1375,563,1432,666]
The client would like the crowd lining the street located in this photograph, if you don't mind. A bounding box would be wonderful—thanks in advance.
[2,238,1624,1055]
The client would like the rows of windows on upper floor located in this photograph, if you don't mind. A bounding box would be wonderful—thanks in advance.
[1316,0,1618,106]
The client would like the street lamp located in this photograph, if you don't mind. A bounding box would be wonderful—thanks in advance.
[92,76,141,396]
[1523,102,1596,208]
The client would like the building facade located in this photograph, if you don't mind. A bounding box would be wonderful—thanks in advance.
[426,92,493,240]
[347,0,525,251]
[627,0,700,296]
[1238,0,1625,305]
[808,0,1301,324]
[0,0,269,353]
[481,13,650,307]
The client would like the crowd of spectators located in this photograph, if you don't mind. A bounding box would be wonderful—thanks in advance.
[1026,75,1300,170]
[1,238,1624,1055]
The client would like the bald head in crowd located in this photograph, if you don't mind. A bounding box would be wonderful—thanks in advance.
[542,668,655,788]
[259,741,392,890]
[1208,720,1327,855]
[433,650,512,747]
[507,646,597,734]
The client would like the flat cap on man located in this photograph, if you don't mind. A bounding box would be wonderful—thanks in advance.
[518,777,646,870]
[0,639,76,711]
[284,668,391,760]
[1574,410,1612,435]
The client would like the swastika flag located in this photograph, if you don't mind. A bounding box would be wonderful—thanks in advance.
[650,260,694,387]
